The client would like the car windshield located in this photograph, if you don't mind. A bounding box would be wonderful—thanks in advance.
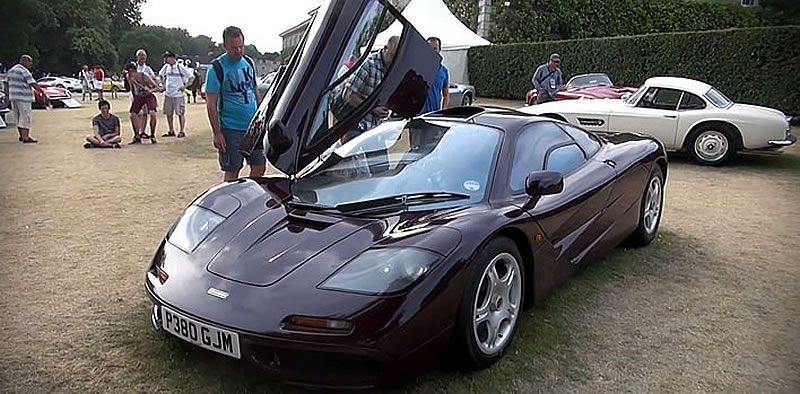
[568,74,612,89]
[624,84,647,104]
[704,88,733,108]
[291,119,502,210]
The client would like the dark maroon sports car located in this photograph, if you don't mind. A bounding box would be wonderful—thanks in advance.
[144,0,668,388]
[525,73,638,106]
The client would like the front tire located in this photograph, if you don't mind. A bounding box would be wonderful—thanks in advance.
[686,125,737,166]
[453,236,524,370]
[627,165,665,246]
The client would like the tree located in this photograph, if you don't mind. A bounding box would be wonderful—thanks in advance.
[444,0,478,30]
[118,25,182,66]
[0,0,57,67]
[184,35,217,57]
[107,0,144,43]
[245,44,262,59]
[759,0,800,24]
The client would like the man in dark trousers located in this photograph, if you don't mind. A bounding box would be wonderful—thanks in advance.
[531,53,563,104]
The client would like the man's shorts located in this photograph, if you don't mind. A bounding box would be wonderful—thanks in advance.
[129,93,149,115]
[218,129,266,172]
[130,94,157,114]
[163,96,186,116]
[11,101,32,129]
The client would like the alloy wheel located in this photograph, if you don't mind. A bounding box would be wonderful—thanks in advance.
[472,252,522,355]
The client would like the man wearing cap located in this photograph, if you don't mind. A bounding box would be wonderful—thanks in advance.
[158,51,193,138]
[531,54,563,104]
[124,62,162,144]
[133,49,157,139]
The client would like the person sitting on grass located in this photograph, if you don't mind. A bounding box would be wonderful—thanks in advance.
[84,99,122,148]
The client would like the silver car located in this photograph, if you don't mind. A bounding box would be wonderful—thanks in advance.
[447,82,475,107]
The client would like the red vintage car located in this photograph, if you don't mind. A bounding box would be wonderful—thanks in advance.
[525,73,638,106]
[33,83,80,109]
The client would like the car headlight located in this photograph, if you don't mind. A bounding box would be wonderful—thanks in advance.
[168,205,225,252]
[319,247,442,295]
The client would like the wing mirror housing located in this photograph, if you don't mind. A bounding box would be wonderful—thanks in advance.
[523,170,563,210]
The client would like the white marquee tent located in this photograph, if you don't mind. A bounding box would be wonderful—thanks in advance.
[373,0,491,84]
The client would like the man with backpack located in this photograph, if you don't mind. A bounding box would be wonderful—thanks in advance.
[531,53,563,104]
[205,26,264,182]
[158,51,193,138]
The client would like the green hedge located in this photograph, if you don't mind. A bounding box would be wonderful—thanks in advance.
[490,0,764,44]
[468,26,800,114]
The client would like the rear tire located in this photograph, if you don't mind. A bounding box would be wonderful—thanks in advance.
[627,165,665,247]
[453,236,524,370]
[461,93,473,106]
[686,124,737,166]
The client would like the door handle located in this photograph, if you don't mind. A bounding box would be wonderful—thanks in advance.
[663,115,677,119]
[604,159,616,168]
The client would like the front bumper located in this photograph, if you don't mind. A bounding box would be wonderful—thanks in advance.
[144,282,451,389]
[767,134,797,147]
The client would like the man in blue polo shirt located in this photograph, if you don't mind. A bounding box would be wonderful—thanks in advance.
[420,37,449,114]
[205,26,264,181]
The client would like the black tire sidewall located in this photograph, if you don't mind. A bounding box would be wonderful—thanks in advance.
[687,125,736,166]
[631,165,665,246]
[454,236,525,370]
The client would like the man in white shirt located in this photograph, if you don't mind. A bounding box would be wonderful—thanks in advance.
[158,51,193,138]
[132,49,158,139]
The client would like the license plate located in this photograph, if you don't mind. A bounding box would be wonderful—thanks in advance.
[160,306,241,359]
[61,98,82,108]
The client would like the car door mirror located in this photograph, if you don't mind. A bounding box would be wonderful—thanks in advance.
[523,170,563,210]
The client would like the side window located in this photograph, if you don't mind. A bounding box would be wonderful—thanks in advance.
[559,124,600,157]
[510,122,571,191]
[546,144,586,174]
[638,88,681,111]
[679,92,706,110]
[307,0,392,146]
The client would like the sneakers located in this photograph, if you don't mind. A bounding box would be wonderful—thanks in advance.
[83,142,93,149]
[150,137,157,144]
[177,131,186,138]
[162,131,176,137]
[112,143,121,149]
[129,138,142,145]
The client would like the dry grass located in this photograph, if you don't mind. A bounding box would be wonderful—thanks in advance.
[0,94,798,393]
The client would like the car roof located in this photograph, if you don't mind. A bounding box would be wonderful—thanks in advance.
[420,106,552,131]
[645,77,712,96]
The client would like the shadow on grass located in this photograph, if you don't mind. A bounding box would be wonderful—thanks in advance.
[109,231,711,393]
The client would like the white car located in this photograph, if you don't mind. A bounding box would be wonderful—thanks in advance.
[37,76,82,92]
[518,77,796,165]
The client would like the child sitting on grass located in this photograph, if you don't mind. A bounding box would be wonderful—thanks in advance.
[84,99,122,148]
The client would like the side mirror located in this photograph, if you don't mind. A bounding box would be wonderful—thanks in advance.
[523,170,563,210]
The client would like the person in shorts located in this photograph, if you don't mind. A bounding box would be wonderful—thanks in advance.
[8,54,47,143]
[205,26,265,182]
[132,49,157,139]
[84,99,121,148]
[79,65,93,101]
[124,62,161,144]
[158,51,193,138]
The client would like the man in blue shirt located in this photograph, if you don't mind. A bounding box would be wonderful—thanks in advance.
[205,26,264,181]
[531,53,563,104]
[420,37,449,114]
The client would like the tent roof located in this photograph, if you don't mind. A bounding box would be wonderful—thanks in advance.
[373,0,491,51]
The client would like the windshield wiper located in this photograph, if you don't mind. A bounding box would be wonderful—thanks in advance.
[334,192,471,215]
[285,200,339,212]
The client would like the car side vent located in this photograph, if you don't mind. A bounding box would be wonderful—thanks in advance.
[577,118,605,127]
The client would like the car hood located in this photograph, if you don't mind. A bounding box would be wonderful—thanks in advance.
[184,178,463,288]
[239,0,440,176]
[519,96,623,114]
[561,85,637,99]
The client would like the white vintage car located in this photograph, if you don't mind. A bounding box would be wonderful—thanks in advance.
[518,77,796,165]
